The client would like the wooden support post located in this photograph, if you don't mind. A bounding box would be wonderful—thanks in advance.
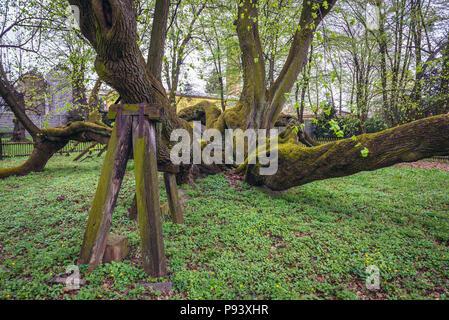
[78,116,133,268]
[66,141,80,156]
[97,144,108,157]
[73,142,98,162]
[128,195,138,221]
[132,116,167,277]
[163,172,184,224]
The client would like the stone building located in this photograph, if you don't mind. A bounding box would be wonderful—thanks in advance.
[45,64,73,115]
[0,66,75,137]
[16,71,47,116]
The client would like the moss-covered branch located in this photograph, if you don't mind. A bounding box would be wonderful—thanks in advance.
[0,139,68,178]
[0,121,112,179]
[42,121,112,143]
[243,114,449,190]
[178,101,222,129]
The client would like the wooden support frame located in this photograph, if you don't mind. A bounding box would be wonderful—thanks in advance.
[78,116,133,268]
[107,103,163,121]
[127,167,183,224]
[79,103,170,278]
[131,117,167,276]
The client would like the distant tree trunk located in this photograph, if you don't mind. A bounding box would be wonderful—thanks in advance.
[70,58,89,120]
[12,117,27,142]
[410,0,423,105]
[218,75,225,111]
[298,45,313,124]
[439,37,449,113]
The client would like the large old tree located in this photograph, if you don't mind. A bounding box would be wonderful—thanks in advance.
[1,0,449,192]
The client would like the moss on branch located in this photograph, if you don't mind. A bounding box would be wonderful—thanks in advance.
[244,114,449,190]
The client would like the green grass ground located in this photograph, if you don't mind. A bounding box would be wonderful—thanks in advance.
[0,155,448,300]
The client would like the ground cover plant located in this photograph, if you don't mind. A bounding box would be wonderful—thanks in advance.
[1,155,448,300]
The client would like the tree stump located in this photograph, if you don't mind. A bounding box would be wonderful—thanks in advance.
[160,201,169,217]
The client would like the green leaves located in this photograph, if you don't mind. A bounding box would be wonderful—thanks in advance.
[329,119,344,138]
[360,147,369,158]
[292,125,299,135]
[354,139,369,157]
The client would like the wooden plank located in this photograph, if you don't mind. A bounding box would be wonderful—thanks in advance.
[128,194,137,221]
[107,103,163,121]
[73,142,98,162]
[163,172,184,224]
[78,116,133,269]
[132,117,167,277]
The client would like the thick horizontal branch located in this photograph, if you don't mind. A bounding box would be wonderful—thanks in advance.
[244,114,449,190]
[42,121,112,143]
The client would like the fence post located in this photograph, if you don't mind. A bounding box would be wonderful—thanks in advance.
[0,135,3,160]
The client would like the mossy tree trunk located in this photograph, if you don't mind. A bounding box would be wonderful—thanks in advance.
[206,0,337,132]
[67,0,195,186]
[12,118,27,142]
[243,114,449,191]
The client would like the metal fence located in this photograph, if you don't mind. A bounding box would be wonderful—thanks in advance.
[0,139,103,159]
[0,137,447,162]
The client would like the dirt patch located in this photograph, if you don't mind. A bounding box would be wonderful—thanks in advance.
[395,161,449,172]
[225,170,245,188]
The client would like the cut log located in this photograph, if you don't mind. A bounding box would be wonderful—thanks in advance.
[128,197,169,221]
[128,195,138,221]
[102,234,130,263]
[160,201,169,217]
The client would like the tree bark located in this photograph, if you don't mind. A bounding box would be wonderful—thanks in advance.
[244,114,449,190]
[12,117,27,142]
[213,0,336,132]
[147,0,170,81]
[0,138,67,178]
